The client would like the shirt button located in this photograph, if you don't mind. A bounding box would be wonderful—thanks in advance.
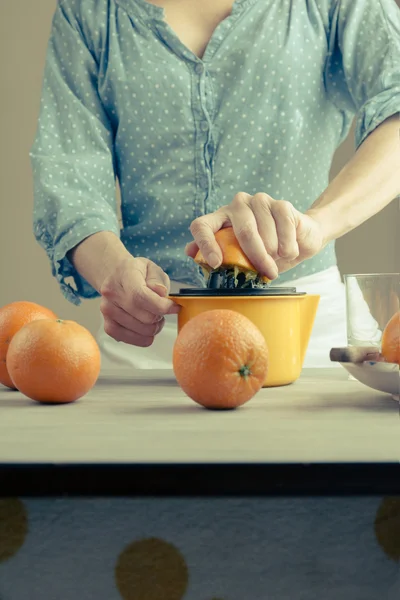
[195,63,204,75]
[200,121,209,132]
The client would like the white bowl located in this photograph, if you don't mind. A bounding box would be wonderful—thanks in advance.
[340,361,399,400]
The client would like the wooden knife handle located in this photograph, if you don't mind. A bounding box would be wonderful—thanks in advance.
[329,346,382,363]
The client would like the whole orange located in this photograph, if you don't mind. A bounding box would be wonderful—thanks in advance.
[6,319,101,403]
[381,311,400,365]
[173,309,268,409]
[0,301,57,389]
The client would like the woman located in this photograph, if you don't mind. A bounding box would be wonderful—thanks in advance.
[31,0,400,371]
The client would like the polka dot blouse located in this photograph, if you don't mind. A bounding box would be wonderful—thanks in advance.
[30,0,400,304]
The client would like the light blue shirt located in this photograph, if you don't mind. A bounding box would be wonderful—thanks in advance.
[31,0,400,304]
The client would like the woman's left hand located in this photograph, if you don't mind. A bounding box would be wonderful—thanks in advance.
[185,192,326,280]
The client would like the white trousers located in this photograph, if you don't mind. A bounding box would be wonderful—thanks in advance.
[96,265,367,371]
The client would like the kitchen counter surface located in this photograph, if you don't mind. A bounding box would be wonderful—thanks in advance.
[0,368,399,496]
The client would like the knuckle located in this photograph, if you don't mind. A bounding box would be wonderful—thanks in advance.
[157,268,170,287]
[147,324,158,337]
[279,232,300,256]
[151,312,163,324]
[104,320,118,340]
[267,246,279,259]
[142,311,159,325]
[161,270,171,286]
[279,245,297,259]
[232,192,248,207]
[277,199,295,216]
[251,192,269,205]
[156,319,165,334]
[248,196,258,209]
[189,217,207,236]
[298,241,314,258]
[152,315,164,330]
[198,238,217,255]
[99,299,113,318]
[250,195,272,215]
[100,279,114,298]
[132,286,147,306]
[131,256,147,272]
[138,336,154,348]
[152,263,164,277]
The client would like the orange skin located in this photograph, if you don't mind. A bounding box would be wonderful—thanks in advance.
[0,301,57,389]
[173,309,269,409]
[381,311,400,365]
[6,319,101,403]
[194,227,271,284]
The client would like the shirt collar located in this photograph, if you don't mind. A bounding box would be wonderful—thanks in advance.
[115,0,257,22]
[115,0,164,22]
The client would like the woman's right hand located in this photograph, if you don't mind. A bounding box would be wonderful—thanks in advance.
[99,255,180,347]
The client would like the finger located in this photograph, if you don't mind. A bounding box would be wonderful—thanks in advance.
[102,261,179,317]
[189,210,229,268]
[275,255,301,275]
[145,262,171,297]
[296,213,323,259]
[184,240,199,258]
[103,319,156,348]
[230,194,279,280]
[100,299,166,337]
[249,193,279,258]
[270,200,300,260]
[142,262,180,314]
[130,284,180,317]
[135,283,181,317]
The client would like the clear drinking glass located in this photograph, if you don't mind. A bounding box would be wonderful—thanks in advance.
[344,273,399,348]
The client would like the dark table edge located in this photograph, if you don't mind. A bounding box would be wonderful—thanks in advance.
[0,462,399,497]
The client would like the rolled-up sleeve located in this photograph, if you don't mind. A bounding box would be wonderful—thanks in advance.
[30,0,119,305]
[326,0,400,147]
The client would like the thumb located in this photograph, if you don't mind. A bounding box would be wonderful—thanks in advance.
[145,261,170,297]
[185,240,199,258]
[189,211,229,268]
[146,262,180,315]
